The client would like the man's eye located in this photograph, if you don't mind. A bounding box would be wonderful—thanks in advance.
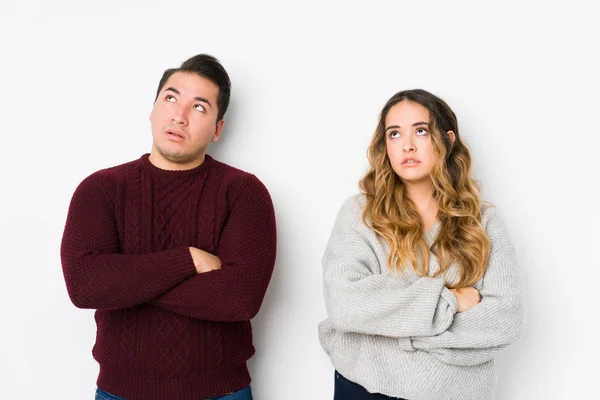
[194,104,205,112]
[166,95,176,102]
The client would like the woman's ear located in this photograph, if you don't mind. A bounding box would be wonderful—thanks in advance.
[447,131,456,146]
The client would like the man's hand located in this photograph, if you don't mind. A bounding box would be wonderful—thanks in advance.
[189,247,222,274]
[450,286,481,312]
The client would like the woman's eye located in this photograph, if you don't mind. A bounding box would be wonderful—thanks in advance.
[389,131,400,138]
[416,128,428,136]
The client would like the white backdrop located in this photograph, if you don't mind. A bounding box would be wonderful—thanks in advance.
[1,0,599,398]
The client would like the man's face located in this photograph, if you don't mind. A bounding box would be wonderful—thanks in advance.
[149,71,223,170]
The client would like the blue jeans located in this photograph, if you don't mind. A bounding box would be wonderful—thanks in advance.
[334,371,407,400]
[95,386,253,400]
[95,389,125,400]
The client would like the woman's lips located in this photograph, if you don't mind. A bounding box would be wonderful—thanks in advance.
[401,159,421,166]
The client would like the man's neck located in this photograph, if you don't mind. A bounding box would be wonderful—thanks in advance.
[148,152,206,171]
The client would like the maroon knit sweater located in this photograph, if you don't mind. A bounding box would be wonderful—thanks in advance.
[61,154,277,400]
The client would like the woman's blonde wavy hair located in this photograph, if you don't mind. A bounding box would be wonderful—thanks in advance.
[359,89,490,288]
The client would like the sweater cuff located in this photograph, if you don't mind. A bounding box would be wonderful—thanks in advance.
[440,286,459,315]
[398,337,416,352]
[160,246,197,284]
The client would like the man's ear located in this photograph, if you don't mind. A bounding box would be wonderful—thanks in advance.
[212,120,225,143]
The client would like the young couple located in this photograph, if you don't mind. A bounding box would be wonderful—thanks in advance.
[61,54,523,400]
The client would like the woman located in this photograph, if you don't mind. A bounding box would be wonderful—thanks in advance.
[318,89,524,400]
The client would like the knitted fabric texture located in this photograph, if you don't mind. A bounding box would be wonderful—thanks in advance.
[318,194,523,400]
[61,154,277,400]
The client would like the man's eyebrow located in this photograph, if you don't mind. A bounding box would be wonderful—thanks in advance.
[385,121,430,131]
[164,87,212,107]
[194,97,212,107]
[164,87,180,95]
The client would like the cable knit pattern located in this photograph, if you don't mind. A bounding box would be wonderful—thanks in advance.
[61,154,277,400]
[318,194,523,400]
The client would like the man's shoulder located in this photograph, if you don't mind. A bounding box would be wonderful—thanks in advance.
[98,157,140,176]
[206,157,273,210]
[208,156,268,193]
[77,157,142,192]
[209,156,251,178]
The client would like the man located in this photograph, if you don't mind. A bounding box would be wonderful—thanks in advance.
[61,54,276,400]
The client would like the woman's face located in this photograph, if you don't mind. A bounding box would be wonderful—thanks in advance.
[385,100,438,185]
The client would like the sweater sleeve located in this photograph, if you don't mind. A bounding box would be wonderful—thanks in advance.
[60,172,197,310]
[411,208,524,366]
[323,196,458,338]
[149,174,277,322]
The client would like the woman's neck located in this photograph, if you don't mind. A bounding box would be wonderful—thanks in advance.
[405,181,438,233]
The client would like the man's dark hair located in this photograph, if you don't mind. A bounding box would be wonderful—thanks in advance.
[155,54,231,121]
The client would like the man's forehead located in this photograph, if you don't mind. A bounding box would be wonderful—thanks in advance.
[162,72,219,97]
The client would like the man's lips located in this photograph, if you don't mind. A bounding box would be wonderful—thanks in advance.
[165,129,185,140]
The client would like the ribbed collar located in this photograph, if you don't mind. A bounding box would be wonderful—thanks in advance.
[138,153,214,178]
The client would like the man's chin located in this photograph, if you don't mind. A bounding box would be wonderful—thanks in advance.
[156,147,203,165]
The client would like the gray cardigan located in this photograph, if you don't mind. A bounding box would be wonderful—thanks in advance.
[318,194,524,400]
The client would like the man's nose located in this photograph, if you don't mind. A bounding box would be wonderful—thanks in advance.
[171,106,187,125]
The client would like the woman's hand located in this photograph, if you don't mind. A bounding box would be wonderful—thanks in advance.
[450,286,481,312]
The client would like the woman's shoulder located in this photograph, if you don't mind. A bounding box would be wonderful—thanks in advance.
[335,193,368,224]
[340,193,366,211]
[480,202,513,253]
[329,193,377,236]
